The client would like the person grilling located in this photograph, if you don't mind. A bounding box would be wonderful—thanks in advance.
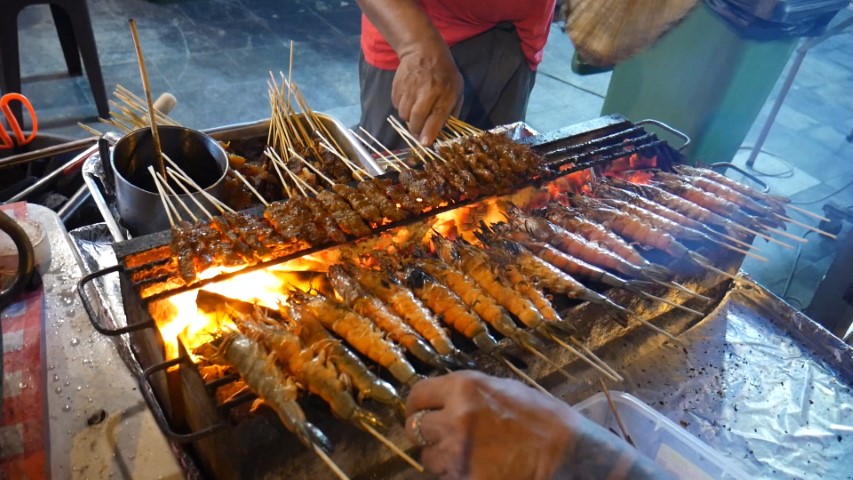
[403,370,672,479]
[356,0,555,149]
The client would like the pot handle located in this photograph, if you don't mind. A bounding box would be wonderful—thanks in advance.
[0,209,35,312]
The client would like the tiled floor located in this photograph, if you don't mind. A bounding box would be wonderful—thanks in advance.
[8,0,853,325]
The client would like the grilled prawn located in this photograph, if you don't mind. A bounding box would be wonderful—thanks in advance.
[403,266,500,353]
[238,317,384,429]
[283,304,403,413]
[328,265,448,369]
[212,332,333,453]
[291,294,422,386]
[344,263,472,368]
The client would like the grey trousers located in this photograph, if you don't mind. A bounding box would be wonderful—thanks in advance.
[359,23,537,150]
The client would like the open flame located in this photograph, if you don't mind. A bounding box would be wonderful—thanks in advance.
[150,264,326,360]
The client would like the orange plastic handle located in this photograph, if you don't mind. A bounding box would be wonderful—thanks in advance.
[0,93,38,148]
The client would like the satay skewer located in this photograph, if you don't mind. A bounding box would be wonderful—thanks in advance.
[264,149,295,199]
[358,126,411,171]
[154,170,198,222]
[289,148,338,187]
[569,338,623,381]
[148,166,177,227]
[388,116,446,163]
[638,292,705,317]
[520,343,579,382]
[232,170,270,207]
[161,153,236,214]
[128,19,165,179]
[316,136,369,181]
[763,225,809,243]
[773,213,837,240]
[653,280,711,302]
[166,168,214,219]
[352,129,404,172]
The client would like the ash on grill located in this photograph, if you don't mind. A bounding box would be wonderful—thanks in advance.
[81,115,808,479]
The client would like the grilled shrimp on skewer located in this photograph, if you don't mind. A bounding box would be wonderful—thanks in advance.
[432,234,549,336]
[403,266,501,353]
[328,265,449,369]
[505,203,672,282]
[673,165,789,208]
[413,256,541,348]
[569,195,692,259]
[212,331,333,453]
[481,234,632,327]
[237,317,385,429]
[658,171,781,222]
[283,304,404,414]
[652,175,761,228]
[543,203,658,267]
[291,294,423,386]
[344,263,473,369]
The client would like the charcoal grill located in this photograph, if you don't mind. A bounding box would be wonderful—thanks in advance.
[77,114,743,479]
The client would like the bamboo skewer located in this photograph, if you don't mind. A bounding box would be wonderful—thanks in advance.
[731,223,795,249]
[161,153,236,214]
[148,166,177,227]
[290,148,337,188]
[569,338,623,381]
[764,225,809,243]
[128,19,165,179]
[264,149,295,199]
[156,171,197,222]
[312,444,351,480]
[547,333,622,382]
[388,117,446,163]
[639,292,705,317]
[713,239,768,262]
[774,213,837,240]
[355,127,410,171]
[635,317,684,346]
[359,421,424,473]
[499,356,553,397]
[233,170,270,207]
[599,380,634,447]
[787,204,830,222]
[654,280,711,302]
[520,343,579,382]
[166,168,214,219]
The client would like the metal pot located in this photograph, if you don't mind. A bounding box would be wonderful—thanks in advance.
[110,126,229,236]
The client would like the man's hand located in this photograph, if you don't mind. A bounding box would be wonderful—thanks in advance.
[393,43,463,146]
[404,371,673,480]
[357,0,463,145]
[404,371,574,479]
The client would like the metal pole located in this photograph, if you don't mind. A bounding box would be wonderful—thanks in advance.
[746,16,853,168]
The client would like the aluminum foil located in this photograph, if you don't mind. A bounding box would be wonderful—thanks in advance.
[553,277,853,480]
[68,224,137,375]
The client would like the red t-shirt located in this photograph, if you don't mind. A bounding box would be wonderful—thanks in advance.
[361,0,556,71]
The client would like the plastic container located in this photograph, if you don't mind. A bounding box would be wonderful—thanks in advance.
[574,391,751,480]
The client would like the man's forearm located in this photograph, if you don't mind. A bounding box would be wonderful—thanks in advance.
[556,414,673,480]
[356,0,446,57]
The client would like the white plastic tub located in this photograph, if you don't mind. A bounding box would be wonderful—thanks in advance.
[574,391,751,480]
